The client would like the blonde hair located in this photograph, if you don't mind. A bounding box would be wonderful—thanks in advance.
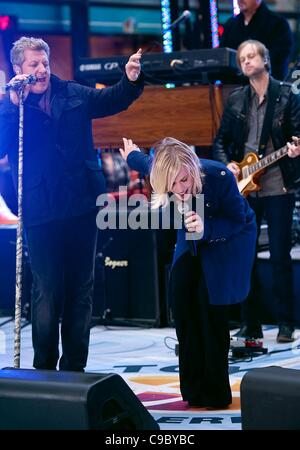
[236,39,271,72]
[10,36,50,67]
[150,137,203,208]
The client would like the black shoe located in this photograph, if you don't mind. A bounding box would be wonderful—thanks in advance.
[205,404,230,410]
[277,324,295,343]
[233,325,263,339]
[187,401,204,408]
[188,401,230,410]
[187,396,231,409]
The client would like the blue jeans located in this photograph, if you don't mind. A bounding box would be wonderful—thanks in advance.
[242,193,295,328]
[26,211,98,371]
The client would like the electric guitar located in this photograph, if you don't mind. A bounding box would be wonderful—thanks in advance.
[234,145,289,196]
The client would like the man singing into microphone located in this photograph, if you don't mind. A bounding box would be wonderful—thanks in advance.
[0,36,143,371]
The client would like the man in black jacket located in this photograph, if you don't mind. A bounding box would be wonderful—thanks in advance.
[0,36,143,371]
[212,39,300,343]
[220,0,293,80]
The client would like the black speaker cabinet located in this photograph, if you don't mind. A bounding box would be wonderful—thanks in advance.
[93,215,175,326]
[0,368,159,430]
[94,227,159,324]
[241,366,300,430]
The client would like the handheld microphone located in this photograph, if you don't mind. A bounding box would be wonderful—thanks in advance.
[177,200,198,256]
[5,75,36,91]
[164,10,191,31]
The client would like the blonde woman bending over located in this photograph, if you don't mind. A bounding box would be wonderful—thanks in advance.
[120,137,257,409]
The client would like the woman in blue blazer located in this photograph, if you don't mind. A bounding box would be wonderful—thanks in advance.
[120,137,257,409]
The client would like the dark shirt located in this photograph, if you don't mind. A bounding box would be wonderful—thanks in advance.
[26,93,43,107]
[246,87,286,197]
[220,2,293,80]
[212,77,300,191]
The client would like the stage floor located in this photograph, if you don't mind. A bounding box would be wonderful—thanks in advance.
[0,319,299,430]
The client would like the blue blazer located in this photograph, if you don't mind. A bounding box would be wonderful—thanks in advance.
[127,151,257,306]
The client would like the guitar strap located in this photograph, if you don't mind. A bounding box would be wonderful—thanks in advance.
[258,80,281,156]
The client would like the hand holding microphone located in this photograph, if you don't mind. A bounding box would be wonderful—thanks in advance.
[177,202,203,255]
[6,74,36,91]
[6,73,36,106]
[184,210,204,234]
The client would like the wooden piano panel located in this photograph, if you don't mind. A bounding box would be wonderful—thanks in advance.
[92,84,213,148]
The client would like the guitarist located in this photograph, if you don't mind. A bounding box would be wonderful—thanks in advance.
[213,39,300,343]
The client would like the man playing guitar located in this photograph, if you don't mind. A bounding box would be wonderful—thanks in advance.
[213,39,300,343]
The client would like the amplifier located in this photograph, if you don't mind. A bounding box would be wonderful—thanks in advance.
[241,367,300,430]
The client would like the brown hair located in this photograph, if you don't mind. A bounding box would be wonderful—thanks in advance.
[236,39,271,72]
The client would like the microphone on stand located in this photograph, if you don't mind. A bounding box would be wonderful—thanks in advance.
[164,10,191,31]
[5,75,36,91]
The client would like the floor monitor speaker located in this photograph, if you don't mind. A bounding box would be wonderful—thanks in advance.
[0,368,159,430]
[241,366,300,430]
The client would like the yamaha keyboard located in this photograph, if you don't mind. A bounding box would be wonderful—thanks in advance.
[76,48,240,86]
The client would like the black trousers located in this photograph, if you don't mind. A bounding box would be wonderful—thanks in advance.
[170,251,232,407]
[26,211,98,371]
[242,193,295,328]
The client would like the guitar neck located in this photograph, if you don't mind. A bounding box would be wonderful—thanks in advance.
[248,146,288,176]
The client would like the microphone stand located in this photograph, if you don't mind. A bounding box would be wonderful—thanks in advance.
[91,236,113,328]
[14,86,25,368]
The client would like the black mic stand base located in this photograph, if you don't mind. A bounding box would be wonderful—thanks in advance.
[90,310,155,329]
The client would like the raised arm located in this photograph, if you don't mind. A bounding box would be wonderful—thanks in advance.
[119,137,153,176]
[76,50,144,120]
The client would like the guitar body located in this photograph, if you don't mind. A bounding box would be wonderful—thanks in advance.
[234,152,264,196]
[231,145,288,197]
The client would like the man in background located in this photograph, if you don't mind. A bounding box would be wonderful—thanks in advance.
[220,0,293,80]
[213,39,300,343]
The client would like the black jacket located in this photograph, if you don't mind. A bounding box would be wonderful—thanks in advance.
[212,77,300,190]
[0,74,143,227]
[220,2,293,80]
